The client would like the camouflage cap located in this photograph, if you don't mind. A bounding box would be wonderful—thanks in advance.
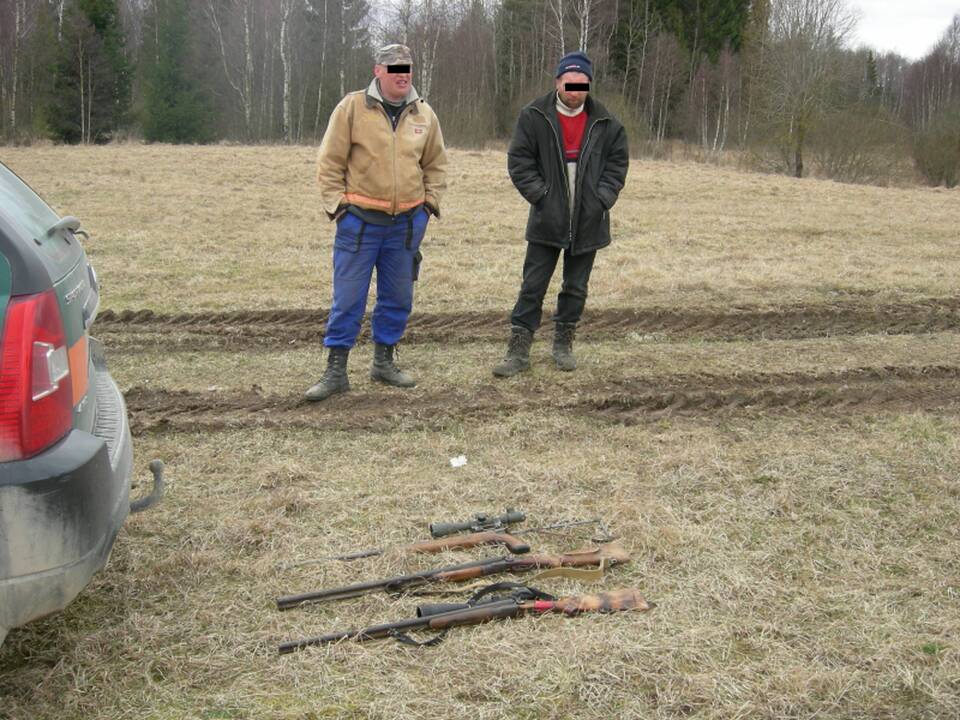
[375,43,413,66]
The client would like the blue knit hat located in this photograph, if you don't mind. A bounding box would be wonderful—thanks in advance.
[556,51,593,81]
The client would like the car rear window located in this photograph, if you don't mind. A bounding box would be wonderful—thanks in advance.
[0,163,60,244]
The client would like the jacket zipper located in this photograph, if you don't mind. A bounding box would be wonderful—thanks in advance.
[392,115,399,215]
[378,101,415,215]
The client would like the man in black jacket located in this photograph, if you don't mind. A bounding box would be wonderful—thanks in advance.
[493,51,629,377]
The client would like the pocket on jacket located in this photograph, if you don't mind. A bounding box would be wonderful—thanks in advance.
[534,184,550,208]
[581,183,605,220]
[528,202,562,242]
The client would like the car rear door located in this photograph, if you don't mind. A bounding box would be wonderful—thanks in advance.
[0,162,98,439]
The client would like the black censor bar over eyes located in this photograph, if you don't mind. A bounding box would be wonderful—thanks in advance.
[565,82,590,91]
[388,64,412,73]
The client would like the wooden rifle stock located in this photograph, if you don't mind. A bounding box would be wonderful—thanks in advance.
[431,541,630,582]
[403,531,530,555]
[328,531,530,561]
[278,588,653,653]
[275,542,630,610]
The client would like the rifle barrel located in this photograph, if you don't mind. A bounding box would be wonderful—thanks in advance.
[275,556,506,610]
[278,614,432,653]
[278,599,522,653]
[276,575,423,609]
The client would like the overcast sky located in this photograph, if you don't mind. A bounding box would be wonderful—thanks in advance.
[851,0,958,59]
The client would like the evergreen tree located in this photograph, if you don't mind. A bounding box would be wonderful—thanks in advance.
[655,0,751,60]
[611,0,750,84]
[494,0,537,136]
[46,0,131,143]
[141,0,215,143]
[863,50,882,100]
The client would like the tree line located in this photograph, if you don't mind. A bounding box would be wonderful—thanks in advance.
[1,0,958,186]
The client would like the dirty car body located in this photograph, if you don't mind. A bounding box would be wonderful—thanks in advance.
[0,161,133,646]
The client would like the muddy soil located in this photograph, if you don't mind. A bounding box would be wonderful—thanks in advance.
[98,296,960,352]
[125,364,960,435]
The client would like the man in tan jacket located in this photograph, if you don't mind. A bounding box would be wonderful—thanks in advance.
[307,44,447,402]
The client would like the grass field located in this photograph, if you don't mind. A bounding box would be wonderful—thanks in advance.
[1,145,959,719]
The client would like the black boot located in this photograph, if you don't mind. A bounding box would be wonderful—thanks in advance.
[492,326,533,378]
[305,347,350,401]
[371,343,416,388]
[552,322,577,371]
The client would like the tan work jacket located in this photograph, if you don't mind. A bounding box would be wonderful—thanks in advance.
[316,80,447,218]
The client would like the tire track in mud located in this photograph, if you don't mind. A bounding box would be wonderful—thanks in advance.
[97,297,960,351]
[125,364,960,436]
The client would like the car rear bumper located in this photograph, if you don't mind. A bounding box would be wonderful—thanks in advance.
[0,361,133,645]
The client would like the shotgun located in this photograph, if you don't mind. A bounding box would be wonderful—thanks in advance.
[278,587,653,653]
[276,541,630,610]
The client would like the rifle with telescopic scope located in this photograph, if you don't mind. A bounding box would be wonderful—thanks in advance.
[319,517,614,563]
[278,586,653,654]
[429,508,526,537]
[276,541,630,610]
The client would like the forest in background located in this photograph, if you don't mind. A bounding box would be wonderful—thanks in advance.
[0,0,958,186]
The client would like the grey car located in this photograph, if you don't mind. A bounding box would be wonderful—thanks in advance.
[0,161,152,646]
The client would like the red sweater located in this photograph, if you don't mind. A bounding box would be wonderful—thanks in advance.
[558,111,588,161]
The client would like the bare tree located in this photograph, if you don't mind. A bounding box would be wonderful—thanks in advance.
[70,16,108,144]
[905,14,960,129]
[53,0,66,41]
[619,0,658,102]
[689,47,739,154]
[416,0,445,98]
[547,0,565,56]
[572,0,590,52]
[279,0,300,141]
[6,0,32,135]
[761,0,858,176]
[634,31,687,143]
[308,0,331,136]
[205,0,257,139]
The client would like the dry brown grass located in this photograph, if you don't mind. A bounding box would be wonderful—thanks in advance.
[1,145,959,719]
[2,145,959,313]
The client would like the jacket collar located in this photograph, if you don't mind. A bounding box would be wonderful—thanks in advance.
[531,90,609,122]
[365,79,420,109]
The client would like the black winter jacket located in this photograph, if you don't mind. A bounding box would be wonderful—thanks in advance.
[507,92,629,255]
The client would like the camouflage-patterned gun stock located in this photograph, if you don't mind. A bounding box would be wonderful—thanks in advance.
[275,541,630,610]
[278,588,653,653]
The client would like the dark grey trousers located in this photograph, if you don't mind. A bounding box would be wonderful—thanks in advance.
[510,242,597,332]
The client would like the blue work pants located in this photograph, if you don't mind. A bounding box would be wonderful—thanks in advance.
[324,209,428,348]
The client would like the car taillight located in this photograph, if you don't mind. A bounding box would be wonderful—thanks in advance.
[0,289,73,461]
